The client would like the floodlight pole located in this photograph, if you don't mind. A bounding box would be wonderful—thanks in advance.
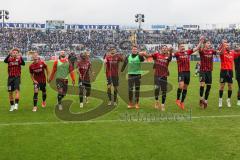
[0,10,9,28]
[135,14,145,45]
[0,10,10,52]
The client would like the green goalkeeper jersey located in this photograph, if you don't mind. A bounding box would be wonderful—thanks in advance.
[127,54,142,75]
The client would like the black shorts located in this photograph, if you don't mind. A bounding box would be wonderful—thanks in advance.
[178,72,190,85]
[154,76,167,91]
[7,76,20,92]
[78,80,91,89]
[220,70,233,84]
[56,78,68,95]
[199,71,212,84]
[107,76,119,87]
[34,83,46,92]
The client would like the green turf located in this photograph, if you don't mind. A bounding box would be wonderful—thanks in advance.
[0,61,240,160]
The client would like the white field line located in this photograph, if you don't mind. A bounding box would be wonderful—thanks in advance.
[0,120,125,126]
[0,114,240,126]
[192,114,240,119]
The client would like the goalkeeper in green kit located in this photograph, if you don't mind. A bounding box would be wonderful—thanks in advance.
[121,45,145,109]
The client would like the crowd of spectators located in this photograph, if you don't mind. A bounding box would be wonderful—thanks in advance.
[143,29,240,47]
[1,28,240,56]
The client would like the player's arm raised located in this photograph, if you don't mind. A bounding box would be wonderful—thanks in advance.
[4,51,11,63]
[171,50,178,57]
[20,55,25,66]
[193,36,205,53]
[217,39,228,55]
[233,46,240,58]
[233,43,240,53]
[167,47,173,61]
[139,54,145,62]
[171,45,180,57]
[139,50,153,58]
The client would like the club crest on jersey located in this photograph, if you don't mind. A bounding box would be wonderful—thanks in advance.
[180,55,188,59]
[204,55,213,58]
[224,55,233,59]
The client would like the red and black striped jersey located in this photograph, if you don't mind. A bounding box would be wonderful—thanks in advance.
[104,54,124,78]
[29,61,47,83]
[152,52,172,77]
[77,59,91,81]
[174,49,194,73]
[199,49,217,72]
[220,50,240,71]
[4,55,25,77]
